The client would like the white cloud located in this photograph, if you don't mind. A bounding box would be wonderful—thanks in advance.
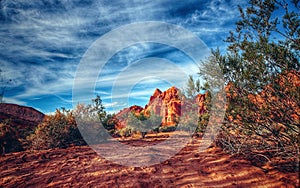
[2,97,27,105]
[182,0,247,49]
[0,0,236,112]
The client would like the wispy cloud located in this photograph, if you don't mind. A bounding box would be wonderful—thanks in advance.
[181,0,248,50]
[0,0,241,113]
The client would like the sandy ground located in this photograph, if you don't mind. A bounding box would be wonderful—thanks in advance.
[0,133,299,188]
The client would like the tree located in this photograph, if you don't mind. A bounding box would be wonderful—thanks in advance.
[185,75,201,98]
[225,0,299,92]
[73,96,114,143]
[92,95,107,122]
[211,0,300,171]
[146,111,163,134]
[102,113,117,133]
[198,49,225,92]
[126,111,162,138]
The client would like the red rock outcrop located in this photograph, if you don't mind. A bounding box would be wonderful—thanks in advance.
[115,86,208,129]
[144,86,182,125]
[114,105,144,129]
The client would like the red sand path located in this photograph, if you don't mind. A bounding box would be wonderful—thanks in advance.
[0,134,298,187]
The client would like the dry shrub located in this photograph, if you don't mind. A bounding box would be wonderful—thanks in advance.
[27,109,85,150]
[0,123,22,154]
[216,72,299,172]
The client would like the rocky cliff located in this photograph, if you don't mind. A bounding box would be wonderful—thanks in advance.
[115,86,208,129]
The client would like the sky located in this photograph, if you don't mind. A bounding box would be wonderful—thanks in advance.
[0,0,249,114]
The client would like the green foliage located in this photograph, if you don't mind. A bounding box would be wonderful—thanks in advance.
[198,49,225,91]
[27,109,85,150]
[102,113,117,132]
[73,108,110,143]
[208,0,300,170]
[185,75,201,98]
[224,0,299,92]
[126,111,162,138]
[73,96,116,142]
[147,111,163,130]
[196,112,210,133]
[159,125,177,133]
[118,127,135,138]
[127,112,146,131]
[4,95,114,151]
[180,109,210,134]
[92,95,107,122]
[0,123,22,154]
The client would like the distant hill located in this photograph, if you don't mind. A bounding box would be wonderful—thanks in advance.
[0,103,45,128]
[0,103,45,141]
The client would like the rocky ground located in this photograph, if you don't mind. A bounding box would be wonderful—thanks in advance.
[0,133,298,188]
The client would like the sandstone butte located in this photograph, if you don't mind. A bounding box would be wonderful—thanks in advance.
[114,86,208,130]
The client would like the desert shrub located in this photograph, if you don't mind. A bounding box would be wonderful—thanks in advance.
[152,127,160,133]
[118,127,135,138]
[73,101,117,144]
[159,126,177,133]
[102,114,117,132]
[0,123,22,154]
[72,96,118,143]
[124,111,162,138]
[196,112,210,133]
[215,74,300,172]
[198,0,300,172]
[27,109,85,150]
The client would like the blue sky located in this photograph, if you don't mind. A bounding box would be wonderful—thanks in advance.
[0,0,248,113]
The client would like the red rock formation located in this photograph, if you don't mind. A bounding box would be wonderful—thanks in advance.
[115,86,208,129]
[149,88,162,103]
[114,105,144,129]
[196,93,207,114]
[144,88,164,116]
[251,70,300,122]
[144,86,182,126]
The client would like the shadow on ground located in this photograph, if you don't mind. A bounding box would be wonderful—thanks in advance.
[0,133,298,187]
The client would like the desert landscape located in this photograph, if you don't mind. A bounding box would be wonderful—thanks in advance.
[1,133,298,188]
[0,71,299,187]
[1,0,299,187]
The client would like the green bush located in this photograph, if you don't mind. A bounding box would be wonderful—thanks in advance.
[118,127,134,138]
[0,123,22,154]
[27,109,85,150]
[123,111,162,138]
[159,126,177,133]
[196,113,210,133]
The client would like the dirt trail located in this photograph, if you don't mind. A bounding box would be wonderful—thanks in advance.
[0,134,298,187]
